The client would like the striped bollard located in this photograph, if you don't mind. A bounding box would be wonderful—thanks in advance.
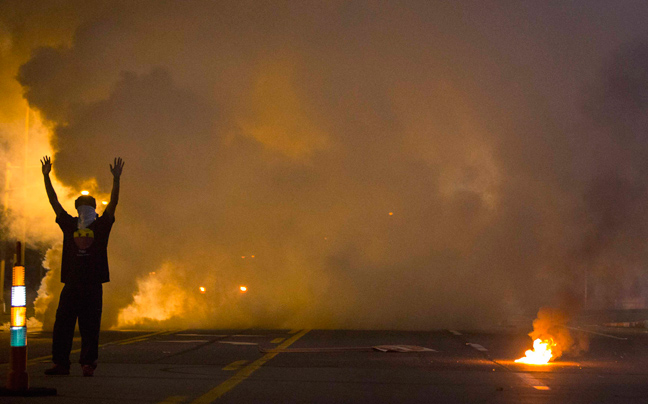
[7,242,28,391]
[1,242,56,396]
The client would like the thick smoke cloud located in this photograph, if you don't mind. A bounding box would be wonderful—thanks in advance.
[3,1,648,329]
[575,40,648,307]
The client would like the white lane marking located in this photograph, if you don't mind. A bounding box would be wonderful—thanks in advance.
[176,334,227,337]
[156,340,210,343]
[405,346,434,352]
[219,341,258,345]
[448,330,462,336]
[516,372,551,390]
[467,343,488,352]
[373,345,437,352]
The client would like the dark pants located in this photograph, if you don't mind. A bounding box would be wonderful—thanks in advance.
[52,283,103,367]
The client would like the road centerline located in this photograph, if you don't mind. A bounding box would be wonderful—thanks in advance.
[2,329,180,367]
[190,329,310,403]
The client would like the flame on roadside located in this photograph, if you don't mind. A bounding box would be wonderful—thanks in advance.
[513,306,589,365]
[515,338,555,365]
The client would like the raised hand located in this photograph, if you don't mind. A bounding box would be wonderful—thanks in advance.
[41,156,52,176]
[106,157,123,216]
[110,157,124,179]
[41,155,65,216]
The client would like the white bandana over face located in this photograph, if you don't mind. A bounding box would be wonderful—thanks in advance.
[77,205,97,229]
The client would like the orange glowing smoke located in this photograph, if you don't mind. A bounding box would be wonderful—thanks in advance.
[515,338,555,365]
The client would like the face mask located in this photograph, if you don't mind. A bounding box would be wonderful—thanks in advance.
[77,205,97,229]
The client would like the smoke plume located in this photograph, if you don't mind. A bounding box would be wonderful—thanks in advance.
[1,2,648,330]
[528,307,589,361]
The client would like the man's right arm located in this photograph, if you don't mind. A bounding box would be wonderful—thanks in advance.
[41,156,65,217]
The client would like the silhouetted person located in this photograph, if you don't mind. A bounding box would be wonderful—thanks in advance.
[41,156,124,376]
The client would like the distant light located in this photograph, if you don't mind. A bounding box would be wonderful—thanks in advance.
[239,286,247,292]
[81,190,90,196]
[199,286,206,294]
[251,255,255,258]
[241,256,245,259]
[149,272,156,276]
[389,212,393,216]
[102,201,108,205]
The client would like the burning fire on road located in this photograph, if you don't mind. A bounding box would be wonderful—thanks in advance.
[515,338,555,365]
[514,307,589,365]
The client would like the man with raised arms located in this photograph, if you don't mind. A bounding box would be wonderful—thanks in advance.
[41,156,124,377]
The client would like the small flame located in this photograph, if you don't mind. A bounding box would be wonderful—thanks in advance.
[199,286,206,294]
[102,201,108,205]
[81,190,90,195]
[515,338,554,365]
[239,286,247,292]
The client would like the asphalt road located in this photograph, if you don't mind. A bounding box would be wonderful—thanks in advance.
[1,326,647,403]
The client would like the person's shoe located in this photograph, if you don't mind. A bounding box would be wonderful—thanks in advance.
[81,364,95,377]
[44,364,70,375]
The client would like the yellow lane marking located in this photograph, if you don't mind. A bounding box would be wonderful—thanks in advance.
[119,330,178,345]
[222,360,248,371]
[156,396,187,404]
[191,329,310,403]
[13,330,180,366]
[271,337,285,344]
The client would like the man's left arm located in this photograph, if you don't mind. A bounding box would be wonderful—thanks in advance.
[104,157,124,217]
